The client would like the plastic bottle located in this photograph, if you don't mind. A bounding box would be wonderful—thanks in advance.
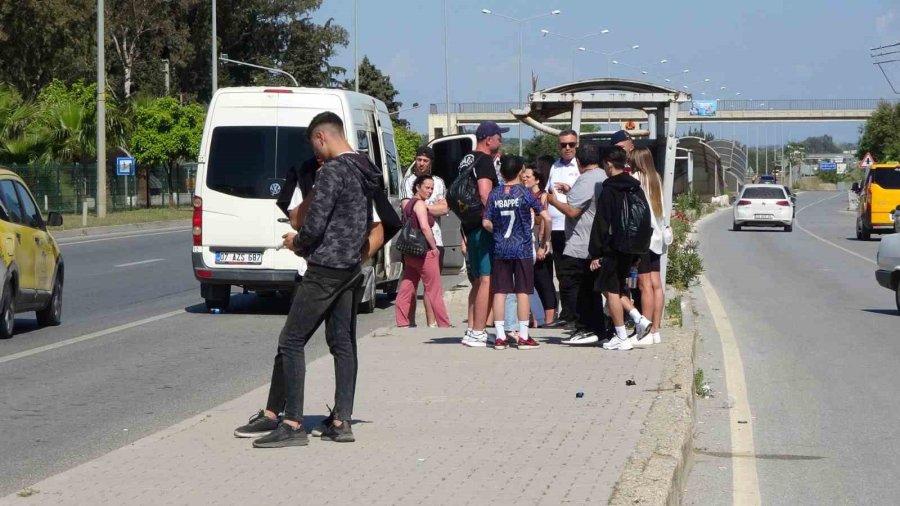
[628,267,638,289]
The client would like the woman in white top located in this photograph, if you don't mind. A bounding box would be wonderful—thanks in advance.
[630,147,667,345]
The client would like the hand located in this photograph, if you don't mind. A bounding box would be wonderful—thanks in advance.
[590,258,601,271]
[282,232,298,251]
[536,246,547,261]
[554,182,571,194]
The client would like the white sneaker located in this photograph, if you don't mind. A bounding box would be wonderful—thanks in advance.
[636,318,652,341]
[462,330,488,347]
[634,333,655,347]
[562,331,599,345]
[603,336,634,350]
[653,332,661,344]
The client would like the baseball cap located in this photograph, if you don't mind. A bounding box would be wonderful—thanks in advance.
[611,130,632,145]
[415,145,435,160]
[475,121,510,140]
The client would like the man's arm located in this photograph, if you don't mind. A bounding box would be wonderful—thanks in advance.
[292,166,340,254]
[361,222,384,262]
[547,191,586,219]
[427,199,448,216]
[477,178,493,207]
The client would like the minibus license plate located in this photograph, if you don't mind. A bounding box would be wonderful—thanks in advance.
[215,252,262,265]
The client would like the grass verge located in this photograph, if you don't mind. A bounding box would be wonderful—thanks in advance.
[50,207,192,230]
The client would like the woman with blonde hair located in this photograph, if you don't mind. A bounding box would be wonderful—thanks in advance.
[629,147,667,345]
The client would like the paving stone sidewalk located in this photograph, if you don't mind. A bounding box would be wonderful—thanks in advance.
[2,290,669,505]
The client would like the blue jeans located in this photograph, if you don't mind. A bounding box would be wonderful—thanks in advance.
[530,290,545,325]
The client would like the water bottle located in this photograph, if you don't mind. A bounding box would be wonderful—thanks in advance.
[628,267,638,290]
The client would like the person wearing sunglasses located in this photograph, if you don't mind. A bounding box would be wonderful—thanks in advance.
[543,129,581,328]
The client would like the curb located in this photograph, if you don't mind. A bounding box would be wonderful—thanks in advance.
[51,219,191,240]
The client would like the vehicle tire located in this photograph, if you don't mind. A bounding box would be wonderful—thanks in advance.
[0,282,15,339]
[36,273,63,327]
[733,222,742,232]
[895,284,900,314]
[205,293,230,311]
[784,224,793,232]
[861,225,871,241]
[856,222,862,240]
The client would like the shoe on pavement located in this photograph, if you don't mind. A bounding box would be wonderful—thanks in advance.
[634,333,655,347]
[602,336,634,351]
[636,317,652,341]
[562,331,599,345]
[543,319,570,329]
[653,332,661,344]
[252,422,309,448]
[310,405,335,437]
[516,337,541,349]
[462,330,488,347]
[494,337,508,350]
[320,420,355,443]
[234,410,279,438]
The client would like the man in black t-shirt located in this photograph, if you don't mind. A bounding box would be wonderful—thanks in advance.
[459,121,506,347]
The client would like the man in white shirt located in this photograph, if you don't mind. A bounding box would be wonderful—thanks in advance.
[543,129,581,327]
[399,145,448,327]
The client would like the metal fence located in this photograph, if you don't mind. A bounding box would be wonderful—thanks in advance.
[5,163,196,214]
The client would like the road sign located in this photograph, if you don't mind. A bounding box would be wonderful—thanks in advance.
[860,152,875,168]
[819,162,837,171]
[116,157,135,176]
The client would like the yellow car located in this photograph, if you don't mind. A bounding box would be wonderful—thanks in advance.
[856,162,900,240]
[0,168,64,338]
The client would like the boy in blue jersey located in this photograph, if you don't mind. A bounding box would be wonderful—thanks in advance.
[483,155,553,350]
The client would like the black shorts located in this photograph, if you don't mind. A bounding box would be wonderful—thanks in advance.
[492,258,535,294]
[595,253,637,295]
[638,251,661,274]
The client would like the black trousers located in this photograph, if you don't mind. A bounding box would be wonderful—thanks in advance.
[550,230,566,279]
[266,263,362,423]
[556,255,604,334]
[533,254,557,311]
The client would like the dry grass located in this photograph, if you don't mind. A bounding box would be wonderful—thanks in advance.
[50,207,192,231]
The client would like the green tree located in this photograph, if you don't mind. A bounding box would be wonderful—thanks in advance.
[346,56,407,126]
[802,134,840,153]
[393,122,422,168]
[0,84,39,163]
[129,97,205,206]
[685,127,715,141]
[524,134,559,161]
[857,102,900,162]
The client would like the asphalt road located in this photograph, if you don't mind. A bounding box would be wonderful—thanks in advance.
[0,228,461,496]
[685,191,899,504]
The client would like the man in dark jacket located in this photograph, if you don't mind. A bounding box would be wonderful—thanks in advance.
[250,111,382,448]
[589,146,648,351]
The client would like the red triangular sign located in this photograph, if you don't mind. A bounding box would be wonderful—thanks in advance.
[861,152,875,167]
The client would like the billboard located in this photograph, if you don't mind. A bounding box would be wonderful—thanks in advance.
[689,100,717,117]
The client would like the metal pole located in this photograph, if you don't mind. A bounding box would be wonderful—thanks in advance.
[96,0,107,218]
[211,0,217,95]
[660,101,679,289]
[354,0,359,92]
[518,20,523,155]
[163,59,170,96]
[443,0,451,135]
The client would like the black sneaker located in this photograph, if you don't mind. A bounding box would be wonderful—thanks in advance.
[310,405,335,437]
[233,410,279,438]
[252,422,309,448]
[320,420,355,443]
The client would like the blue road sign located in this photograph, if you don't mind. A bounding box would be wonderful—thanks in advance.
[819,162,837,171]
[116,157,135,176]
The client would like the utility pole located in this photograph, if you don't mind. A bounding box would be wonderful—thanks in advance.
[211,0,217,96]
[443,0,451,135]
[96,0,107,218]
[354,0,359,92]
[162,60,170,96]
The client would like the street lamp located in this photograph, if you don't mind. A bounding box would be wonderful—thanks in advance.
[389,102,420,117]
[681,78,711,90]
[219,54,299,86]
[482,8,562,155]
[540,28,610,80]
[611,57,668,78]
[580,44,641,77]
[661,69,690,84]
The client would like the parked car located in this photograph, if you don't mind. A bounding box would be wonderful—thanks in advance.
[733,184,794,232]
[759,175,777,184]
[191,87,404,312]
[891,205,900,233]
[854,162,900,241]
[876,232,900,313]
[0,168,64,338]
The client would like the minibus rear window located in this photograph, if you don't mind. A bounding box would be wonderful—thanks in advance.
[872,167,900,190]
[206,126,313,199]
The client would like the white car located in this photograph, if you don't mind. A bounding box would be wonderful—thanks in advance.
[876,233,900,313]
[733,184,794,232]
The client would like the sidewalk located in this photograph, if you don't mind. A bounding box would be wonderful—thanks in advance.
[3,285,691,505]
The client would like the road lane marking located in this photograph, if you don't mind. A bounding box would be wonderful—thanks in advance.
[115,258,165,268]
[0,309,186,365]
[58,228,189,246]
[795,193,876,266]
[700,275,762,506]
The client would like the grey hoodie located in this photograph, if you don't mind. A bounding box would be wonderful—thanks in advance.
[292,152,382,269]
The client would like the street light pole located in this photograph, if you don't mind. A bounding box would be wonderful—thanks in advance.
[354,0,359,92]
[443,0,451,135]
[211,0,217,96]
[219,55,299,86]
[96,0,107,218]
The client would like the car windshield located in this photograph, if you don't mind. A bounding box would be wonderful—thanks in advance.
[872,166,900,190]
[206,126,313,199]
[742,187,786,199]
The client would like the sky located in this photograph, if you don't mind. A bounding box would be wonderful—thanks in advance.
[312,0,900,147]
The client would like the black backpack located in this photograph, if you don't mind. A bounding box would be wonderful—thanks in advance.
[448,153,488,229]
[612,186,652,255]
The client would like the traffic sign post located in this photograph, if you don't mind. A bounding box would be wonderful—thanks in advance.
[116,157,135,207]
[860,152,875,169]
[819,162,837,171]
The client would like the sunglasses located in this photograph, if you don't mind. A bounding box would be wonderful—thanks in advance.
[559,142,577,149]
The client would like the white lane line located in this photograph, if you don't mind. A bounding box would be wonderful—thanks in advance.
[0,309,186,365]
[115,258,165,268]
[699,275,761,506]
[58,228,189,246]
[795,193,876,266]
